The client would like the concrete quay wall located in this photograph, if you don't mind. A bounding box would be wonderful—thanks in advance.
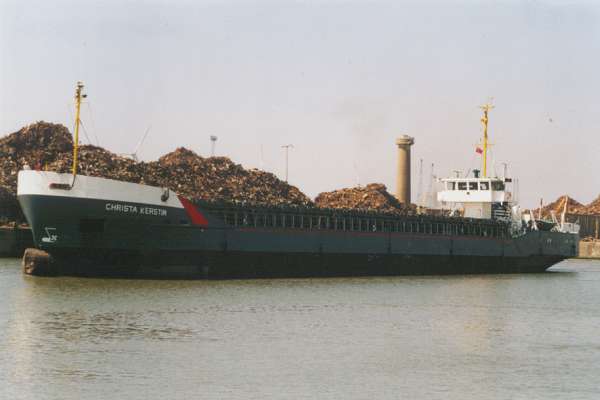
[578,241,600,259]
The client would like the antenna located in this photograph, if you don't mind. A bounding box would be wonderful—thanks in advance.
[426,162,435,209]
[210,135,218,157]
[417,158,423,208]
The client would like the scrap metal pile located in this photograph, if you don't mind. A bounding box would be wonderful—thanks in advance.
[536,195,597,219]
[0,122,74,224]
[0,122,316,223]
[0,186,20,226]
[43,146,314,207]
[585,196,600,215]
[0,122,73,190]
[143,148,312,207]
[315,183,415,214]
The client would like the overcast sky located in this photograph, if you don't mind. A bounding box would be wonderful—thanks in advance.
[1,0,599,207]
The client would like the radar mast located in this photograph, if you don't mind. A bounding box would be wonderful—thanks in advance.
[480,102,494,178]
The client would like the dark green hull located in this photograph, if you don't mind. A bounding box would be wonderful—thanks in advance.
[41,249,568,279]
[17,191,579,278]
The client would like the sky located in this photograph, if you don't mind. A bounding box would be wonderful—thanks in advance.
[1,0,599,208]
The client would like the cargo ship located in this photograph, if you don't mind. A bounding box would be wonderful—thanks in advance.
[16,84,579,277]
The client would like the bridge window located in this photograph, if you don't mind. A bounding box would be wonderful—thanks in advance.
[480,182,490,190]
[469,182,478,190]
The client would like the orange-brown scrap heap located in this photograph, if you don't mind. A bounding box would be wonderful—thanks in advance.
[315,183,415,214]
[0,121,313,224]
[584,195,600,215]
[145,147,312,207]
[536,195,589,219]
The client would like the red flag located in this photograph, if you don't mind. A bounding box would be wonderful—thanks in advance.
[475,147,483,154]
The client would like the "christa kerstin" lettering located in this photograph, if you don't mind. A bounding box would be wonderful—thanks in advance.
[105,203,167,217]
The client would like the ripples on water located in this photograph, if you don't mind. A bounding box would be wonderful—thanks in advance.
[1,258,600,399]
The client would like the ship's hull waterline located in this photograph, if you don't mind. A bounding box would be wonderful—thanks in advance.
[17,171,578,278]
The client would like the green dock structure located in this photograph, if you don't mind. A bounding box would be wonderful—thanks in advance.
[0,226,33,257]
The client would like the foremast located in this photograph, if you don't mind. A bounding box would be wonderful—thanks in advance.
[72,82,86,178]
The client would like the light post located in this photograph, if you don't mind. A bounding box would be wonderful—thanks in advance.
[210,135,218,157]
[281,144,294,182]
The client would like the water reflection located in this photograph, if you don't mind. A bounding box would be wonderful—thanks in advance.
[34,311,195,342]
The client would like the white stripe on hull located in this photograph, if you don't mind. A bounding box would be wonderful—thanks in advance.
[17,170,184,209]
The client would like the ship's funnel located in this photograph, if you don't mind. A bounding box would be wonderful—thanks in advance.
[395,135,415,205]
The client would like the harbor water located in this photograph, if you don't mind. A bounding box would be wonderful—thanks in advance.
[1,258,600,399]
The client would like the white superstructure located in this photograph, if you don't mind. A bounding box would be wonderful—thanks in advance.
[435,103,579,235]
[437,173,511,219]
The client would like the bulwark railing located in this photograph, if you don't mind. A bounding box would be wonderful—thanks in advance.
[196,201,510,240]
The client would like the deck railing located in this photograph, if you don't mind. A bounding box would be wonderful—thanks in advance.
[197,201,509,240]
